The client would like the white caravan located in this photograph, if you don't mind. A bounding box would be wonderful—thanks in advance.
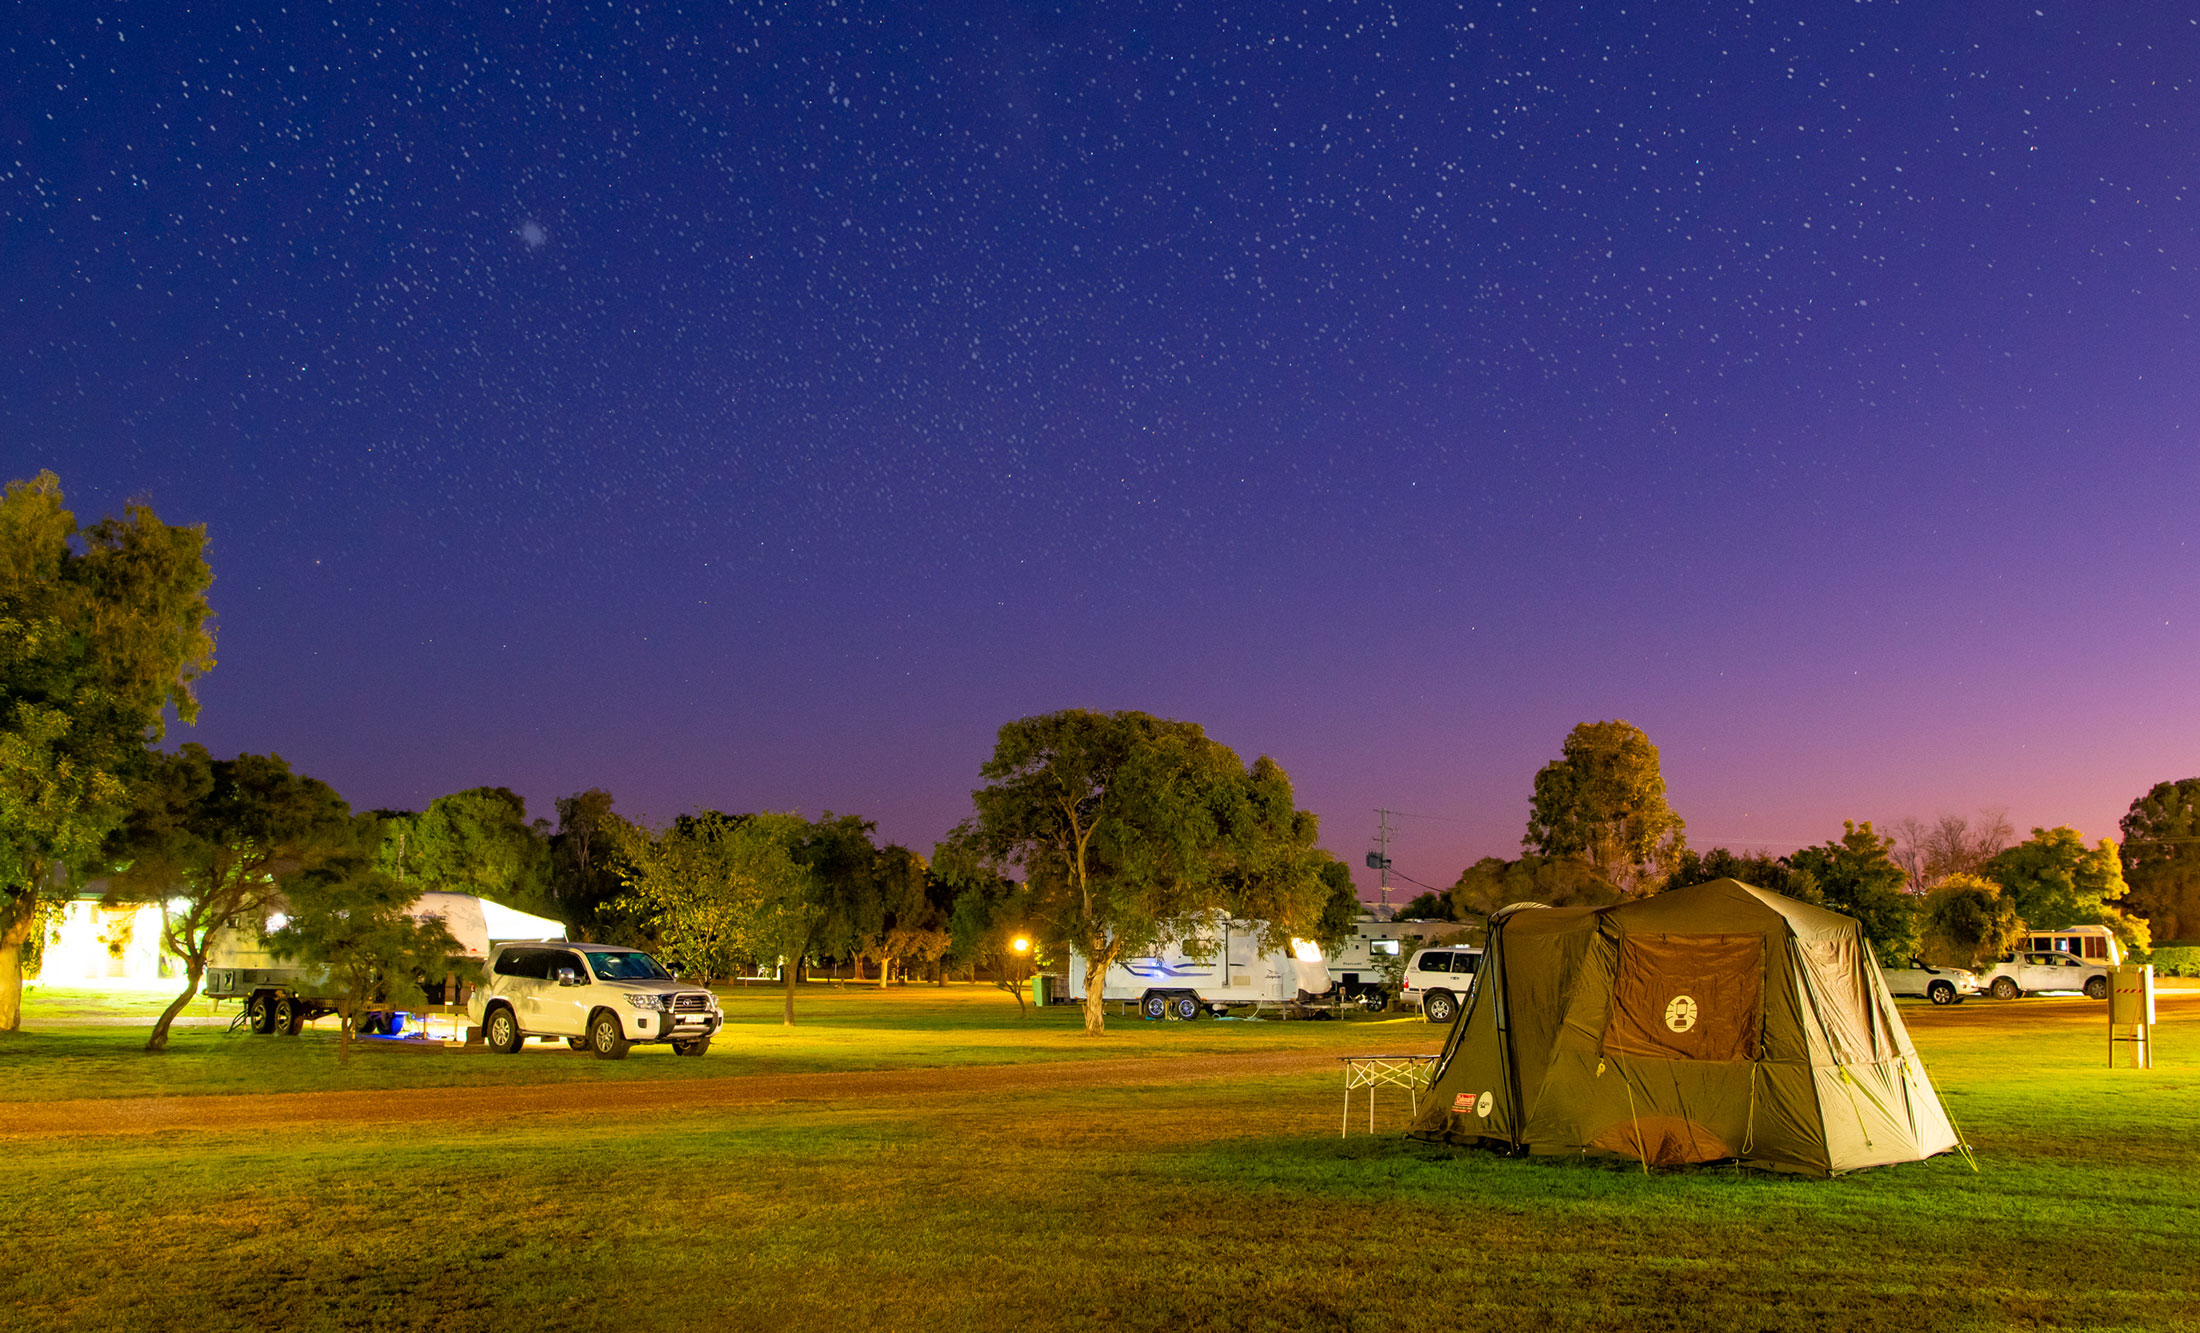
[1065,916,1332,1019]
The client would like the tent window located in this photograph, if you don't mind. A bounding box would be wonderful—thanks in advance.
[1602,933,1763,1063]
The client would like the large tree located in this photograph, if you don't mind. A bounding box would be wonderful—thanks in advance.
[549,788,640,944]
[1,471,216,1030]
[1888,809,2015,894]
[2121,779,2200,945]
[1982,826,2146,953]
[944,709,1330,1035]
[1522,720,1687,894]
[379,787,555,921]
[1659,846,1806,899]
[104,746,358,1051]
[1920,872,2023,968]
[610,811,763,985]
[1789,821,1918,959]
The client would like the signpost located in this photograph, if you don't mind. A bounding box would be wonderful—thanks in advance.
[2109,964,2156,1070]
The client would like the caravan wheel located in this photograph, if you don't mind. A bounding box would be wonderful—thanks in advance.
[273,995,307,1036]
[246,993,277,1035]
[1171,995,1201,1021]
[1140,992,1169,1021]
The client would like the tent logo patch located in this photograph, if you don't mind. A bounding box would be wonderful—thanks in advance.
[1664,995,1699,1033]
[1453,1092,1475,1113]
[1475,1091,1494,1118]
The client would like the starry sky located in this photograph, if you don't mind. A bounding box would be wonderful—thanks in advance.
[7,2,2197,903]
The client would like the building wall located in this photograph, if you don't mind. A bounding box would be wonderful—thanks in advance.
[32,900,179,989]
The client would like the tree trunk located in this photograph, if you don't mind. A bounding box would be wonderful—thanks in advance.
[337,998,354,1065]
[1081,973,1107,1035]
[0,898,35,1033]
[0,938,21,1034]
[782,958,797,1026]
[146,957,205,1053]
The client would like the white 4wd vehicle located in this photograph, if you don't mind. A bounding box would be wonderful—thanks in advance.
[1878,957,1981,1005]
[1401,946,1483,1024]
[1977,950,2112,1000]
[469,942,723,1059]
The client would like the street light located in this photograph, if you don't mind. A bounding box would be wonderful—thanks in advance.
[1011,935,1031,954]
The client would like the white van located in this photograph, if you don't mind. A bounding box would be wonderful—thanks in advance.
[1065,916,1331,1018]
[1401,945,1483,1023]
[2016,925,2123,966]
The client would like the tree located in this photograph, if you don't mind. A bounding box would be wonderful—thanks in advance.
[549,788,639,944]
[265,858,474,1065]
[609,811,762,984]
[1789,822,1917,958]
[2121,779,2200,945]
[103,745,358,1051]
[1,471,215,1030]
[1523,720,1687,893]
[938,845,1039,1011]
[766,813,871,1024]
[380,787,555,921]
[1920,873,2022,968]
[1888,809,2015,893]
[1448,854,1621,919]
[1660,847,1804,898]
[945,709,1331,1035]
[1310,856,1365,949]
[1394,890,1455,922]
[1982,826,2147,954]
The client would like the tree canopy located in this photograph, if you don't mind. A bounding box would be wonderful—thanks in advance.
[1788,821,1917,959]
[1522,720,1686,894]
[1920,872,2023,968]
[945,709,1331,1034]
[104,745,358,1051]
[1982,826,2145,953]
[266,856,473,1064]
[2121,779,2200,946]
[378,787,555,922]
[1449,854,1620,919]
[1,471,215,1030]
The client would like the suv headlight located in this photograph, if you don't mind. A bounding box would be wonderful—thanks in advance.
[625,993,670,1011]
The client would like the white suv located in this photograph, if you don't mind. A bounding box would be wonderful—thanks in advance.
[469,942,723,1059]
[1401,945,1484,1024]
[1977,950,2112,1000]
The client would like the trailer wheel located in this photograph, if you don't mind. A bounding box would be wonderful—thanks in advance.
[247,992,277,1035]
[1424,990,1458,1024]
[273,994,308,1036]
[1171,994,1201,1021]
[1141,992,1169,1020]
[1359,991,1389,1014]
[484,1005,523,1054]
[587,1009,630,1060]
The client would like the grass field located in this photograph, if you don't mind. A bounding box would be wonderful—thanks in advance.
[1,986,2194,1332]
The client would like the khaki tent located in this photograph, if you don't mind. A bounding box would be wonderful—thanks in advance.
[1408,879,1962,1175]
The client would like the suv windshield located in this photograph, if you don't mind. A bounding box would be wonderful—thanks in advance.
[581,950,672,981]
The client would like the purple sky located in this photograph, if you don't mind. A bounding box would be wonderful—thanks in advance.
[8,3,2196,902]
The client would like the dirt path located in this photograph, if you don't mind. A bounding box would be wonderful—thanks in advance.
[0,1047,1441,1141]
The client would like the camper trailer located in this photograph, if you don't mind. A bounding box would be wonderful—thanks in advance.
[1065,916,1332,1018]
[202,891,565,1036]
[2015,924,2123,966]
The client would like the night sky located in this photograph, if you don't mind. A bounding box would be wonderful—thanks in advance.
[8,3,2197,903]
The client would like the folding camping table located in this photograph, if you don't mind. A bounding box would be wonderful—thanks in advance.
[1338,1054,1439,1136]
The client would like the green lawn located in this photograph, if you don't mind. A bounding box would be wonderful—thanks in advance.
[1,990,2193,1332]
[1,983,1427,1100]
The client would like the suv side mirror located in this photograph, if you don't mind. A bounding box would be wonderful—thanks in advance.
[555,967,582,986]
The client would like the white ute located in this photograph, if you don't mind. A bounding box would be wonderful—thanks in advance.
[468,941,723,1059]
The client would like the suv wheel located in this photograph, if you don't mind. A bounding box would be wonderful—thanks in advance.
[566,1036,590,1051]
[1140,992,1169,1020]
[588,1009,631,1060]
[1424,990,1458,1024]
[2084,975,2109,1000]
[1990,977,2021,1000]
[674,1038,711,1057]
[1927,980,1956,1005]
[484,1005,523,1054]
